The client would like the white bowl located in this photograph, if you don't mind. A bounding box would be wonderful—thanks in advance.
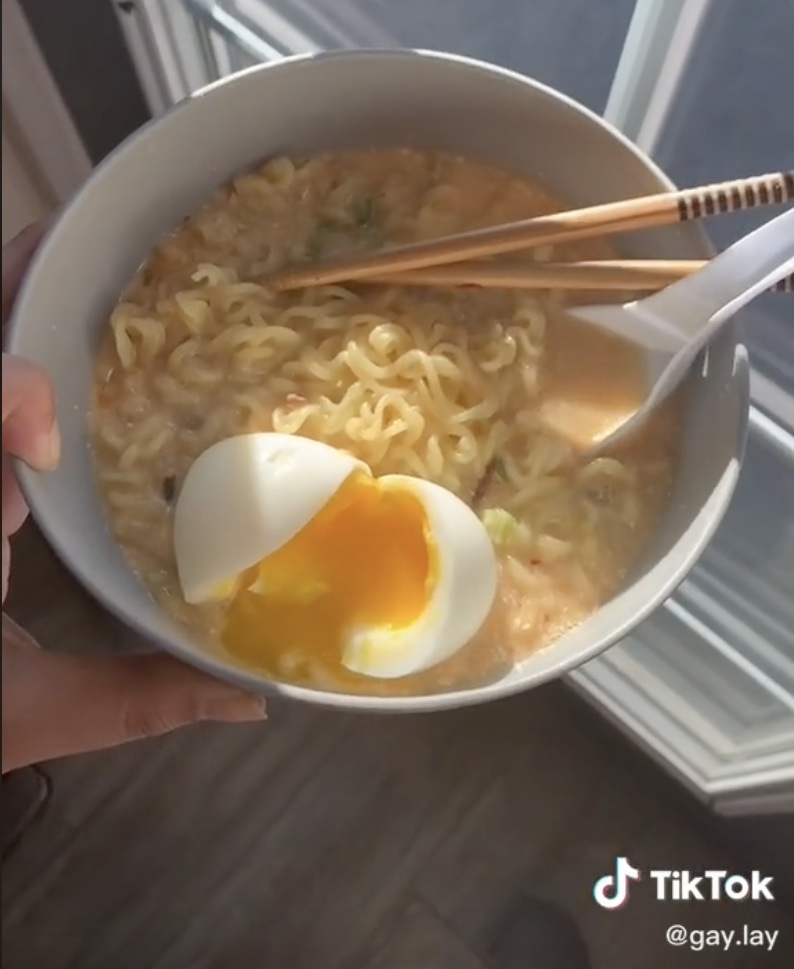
[7,50,749,713]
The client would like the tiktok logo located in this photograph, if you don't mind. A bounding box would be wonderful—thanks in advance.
[592,859,774,910]
[592,856,642,910]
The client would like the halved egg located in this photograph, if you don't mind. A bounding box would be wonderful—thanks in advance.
[173,433,497,679]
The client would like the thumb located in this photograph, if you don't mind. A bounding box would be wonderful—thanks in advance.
[2,615,266,772]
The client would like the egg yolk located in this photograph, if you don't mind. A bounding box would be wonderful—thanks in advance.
[221,472,438,675]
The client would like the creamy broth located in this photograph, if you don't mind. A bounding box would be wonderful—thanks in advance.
[89,149,681,696]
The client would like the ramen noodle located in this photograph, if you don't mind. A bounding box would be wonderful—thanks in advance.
[89,149,681,695]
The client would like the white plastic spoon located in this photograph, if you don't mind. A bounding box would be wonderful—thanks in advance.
[565,207,794,452]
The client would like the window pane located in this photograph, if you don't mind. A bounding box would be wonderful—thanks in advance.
[651,0,794,400]
[676,424,794,697]
[195,0,637,114]
[624,605,794,754]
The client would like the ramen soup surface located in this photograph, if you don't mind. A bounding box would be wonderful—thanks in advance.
[90,149,682,696]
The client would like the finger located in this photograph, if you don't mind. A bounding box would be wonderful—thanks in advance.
[2,354,59,470]
[2,220,52,330]
[3,451,29,538]
[2,628,266,772]
[2,537,10,603]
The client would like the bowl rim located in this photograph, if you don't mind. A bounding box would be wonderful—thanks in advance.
[7,47,750,713]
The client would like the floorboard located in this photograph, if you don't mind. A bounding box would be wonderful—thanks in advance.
[3,522,792,969]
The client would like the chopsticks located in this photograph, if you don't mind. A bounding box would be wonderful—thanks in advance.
[368,259,701,291]
[267,171,794,292]
[365,260,794,293]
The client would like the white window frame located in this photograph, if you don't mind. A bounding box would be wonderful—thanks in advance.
[603,0,714,152]
[2,0,92,205]
[110,0,217,113]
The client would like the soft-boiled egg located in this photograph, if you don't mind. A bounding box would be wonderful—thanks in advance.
[173,433,497,679]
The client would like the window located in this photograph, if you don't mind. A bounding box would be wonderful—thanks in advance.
[650,0,794,411]
[190,0,638,114]
[113,0,794,813]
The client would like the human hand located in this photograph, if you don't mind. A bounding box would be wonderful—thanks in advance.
[2,222,266,774]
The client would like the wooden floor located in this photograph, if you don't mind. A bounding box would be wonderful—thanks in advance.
[3,523,792,969]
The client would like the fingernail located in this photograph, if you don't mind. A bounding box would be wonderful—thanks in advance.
[48,421,61,467]
[35,421,61,470]
[203,694,267,723]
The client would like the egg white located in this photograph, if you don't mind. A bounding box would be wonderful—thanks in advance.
[174,433,365,604]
